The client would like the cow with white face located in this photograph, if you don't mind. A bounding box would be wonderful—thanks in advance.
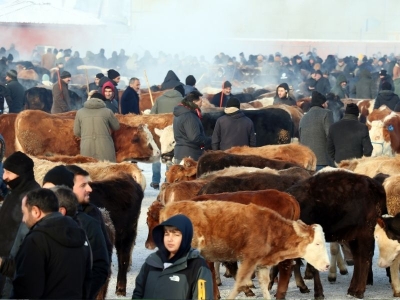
[154,125,175,163]
[375,215,400,297]
[366,106,394,156]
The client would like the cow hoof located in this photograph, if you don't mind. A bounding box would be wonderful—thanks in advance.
[347,291,364,299]
[393,291,400,297]
[315,295,325,300]
[328,275,337,283]
[340,269,349,275]
[298,286,310,293]
[244,289,255,297]
[115,289,126,296]
[216,278,222,286]
[223,272,233,278]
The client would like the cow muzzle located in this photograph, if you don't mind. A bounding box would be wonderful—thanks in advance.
[161,149,174,163]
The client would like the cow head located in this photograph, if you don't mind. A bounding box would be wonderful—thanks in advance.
[145,200,164,250]
[384,113,400,155]
[113,123,160,163]
[295,222,330,272]
[368,120,392,157]
[155,125,175,162]
[375,217,400,268]
[165,158,197,183]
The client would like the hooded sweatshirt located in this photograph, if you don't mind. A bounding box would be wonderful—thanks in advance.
[161,70,182,91]
[132,215,213,299]
[12,213,91,299]
[101,81,119,113]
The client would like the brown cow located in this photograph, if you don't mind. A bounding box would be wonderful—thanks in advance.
[196,150,302,177]
[145,189,301,299]
[366,106,394,156]
[160,200,330,299]
[165,157,197,183]
[36,154,99,164]
[225,143,317,171]
[0,113,17,157]
[14,110,159,163]
[338,156,400,178]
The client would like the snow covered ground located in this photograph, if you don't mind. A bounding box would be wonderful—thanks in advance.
[106,162,395,299]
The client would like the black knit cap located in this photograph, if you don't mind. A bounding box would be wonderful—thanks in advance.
[91,92,106,101]
[345,103,360,116]
[3,151,34,176]
[185,75,196,86]
[60,71,71,79]
[43,165,74,189]
[96,73,105,79]
[107,69,120,80]
[277,82,289,91]
[226,97,240,109]
[310,91,327,107]
[6,69,17,79]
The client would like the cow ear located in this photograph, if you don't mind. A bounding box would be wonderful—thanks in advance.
[137,124,145,131]
[154,128,163,137]
[377,217,386,229]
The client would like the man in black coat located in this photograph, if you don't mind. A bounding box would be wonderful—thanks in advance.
[327,103,373,164]
[121,77,140,114]
[374,82,400,111]
[12,188,91,299]
[0,151,40,297]
[314,70,331,96]
[42,166,110,299]
[5,70,25,113]
[211,80,233,107]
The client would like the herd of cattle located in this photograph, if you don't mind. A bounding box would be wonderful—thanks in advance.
[4,85,400,299]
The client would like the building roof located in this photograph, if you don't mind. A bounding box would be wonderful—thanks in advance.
[0,0,104,25]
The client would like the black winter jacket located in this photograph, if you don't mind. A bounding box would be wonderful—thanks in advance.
[327,114,373,163]
[374,90,400,111]
[5,79,25,113]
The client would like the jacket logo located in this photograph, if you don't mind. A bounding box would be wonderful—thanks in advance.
[169,275,180,282]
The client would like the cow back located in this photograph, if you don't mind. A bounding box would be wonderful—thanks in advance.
[0,114,18,157]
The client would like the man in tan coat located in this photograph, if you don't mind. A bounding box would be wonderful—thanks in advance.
[51,71,71,114]
[41,48,56,71]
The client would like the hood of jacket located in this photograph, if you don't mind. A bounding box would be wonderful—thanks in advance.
[84,97,106,109]
[152,214,193,263]
[101,81,115,94]
[31,212,86,248]
[163,70,180,83]
[378,90,396,99]
[163,89,184,99]
[336,74,347,86]
[359,69,372,79]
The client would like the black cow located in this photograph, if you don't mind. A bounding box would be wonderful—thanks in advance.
[201,107,294,146]
[286,170,387,299]
[88,173,144,296]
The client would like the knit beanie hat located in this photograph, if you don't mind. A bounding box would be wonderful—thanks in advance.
[96,73,105,79]
[226,97,240,109]
[107,69,120,80]
[382,82,392,91]
[310,91,327,107]
[90,92,106,102]
[43,165,74,189]
[6,69,17,79]
[185,75,196,86]
[345,103,360,116]
[60,71,71,79]
[3,151,34,176]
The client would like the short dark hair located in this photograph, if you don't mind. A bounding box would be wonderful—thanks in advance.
[25,188,59,213]
[185,90,203,102]
[50,186,78,217]
[65,165,90,179]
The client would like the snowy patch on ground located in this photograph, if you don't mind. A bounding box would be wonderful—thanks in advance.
[106,162,394,299]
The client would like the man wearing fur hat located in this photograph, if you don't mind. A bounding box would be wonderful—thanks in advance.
[5,69,25,113]
[273,83,296,106]
[299,91,334,171]
[51,70,71,114]
[327,103,372,164]
[0,151,40,297]
[212,97,255,150]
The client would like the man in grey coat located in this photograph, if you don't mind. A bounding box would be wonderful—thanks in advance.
[299,91,334,171]
[51,71,71,114]
[74,94,120,162]
[149,85,184,189]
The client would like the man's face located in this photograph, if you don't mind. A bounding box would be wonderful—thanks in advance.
[113,76,121,84]
[94,77,100,86]
[222,87,231,96]
[73,175,92,204]
[104,87,113,100]
[62,77,71,84]
[131,80,140,92]
[277,87,287,99]
[164,227,182,259]
[3,168,18,184]
[340,82,347,88]
[21,197,37,229]
[315,73,322,80]
[338,61,344,67]
[5,75,12,82]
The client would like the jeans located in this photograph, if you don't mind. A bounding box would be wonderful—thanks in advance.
[152,161,161,184]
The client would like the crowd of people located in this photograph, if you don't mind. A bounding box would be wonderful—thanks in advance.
[0,42,398,298]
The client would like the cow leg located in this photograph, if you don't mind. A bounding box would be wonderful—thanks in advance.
[227,259,257,300]
[224,261,254,292]
[293,258,310,293]
[257,266,272,300]
[306,264,324,299]
[328,242,339,282]
[275,259,293,300]
[390,256,400,297]
[268,265,279,291]
[304,263,314,279]
[223,261,235,278]
[347,237,373,299]
[337,244,349,275]
[206,261,221,299]
[115,234,135,296]
[214,262,222,286]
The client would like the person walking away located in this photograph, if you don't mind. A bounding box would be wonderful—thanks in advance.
[74,94,120,162]
[183,75,197,96]
[51,70,71,113]
[212,97,256,150]
[374,82,400,110]
[4,70,25,113]
[149,84,184,189]
[132,214,213,299]
[173,91,211,164]
[299,91,334,171]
